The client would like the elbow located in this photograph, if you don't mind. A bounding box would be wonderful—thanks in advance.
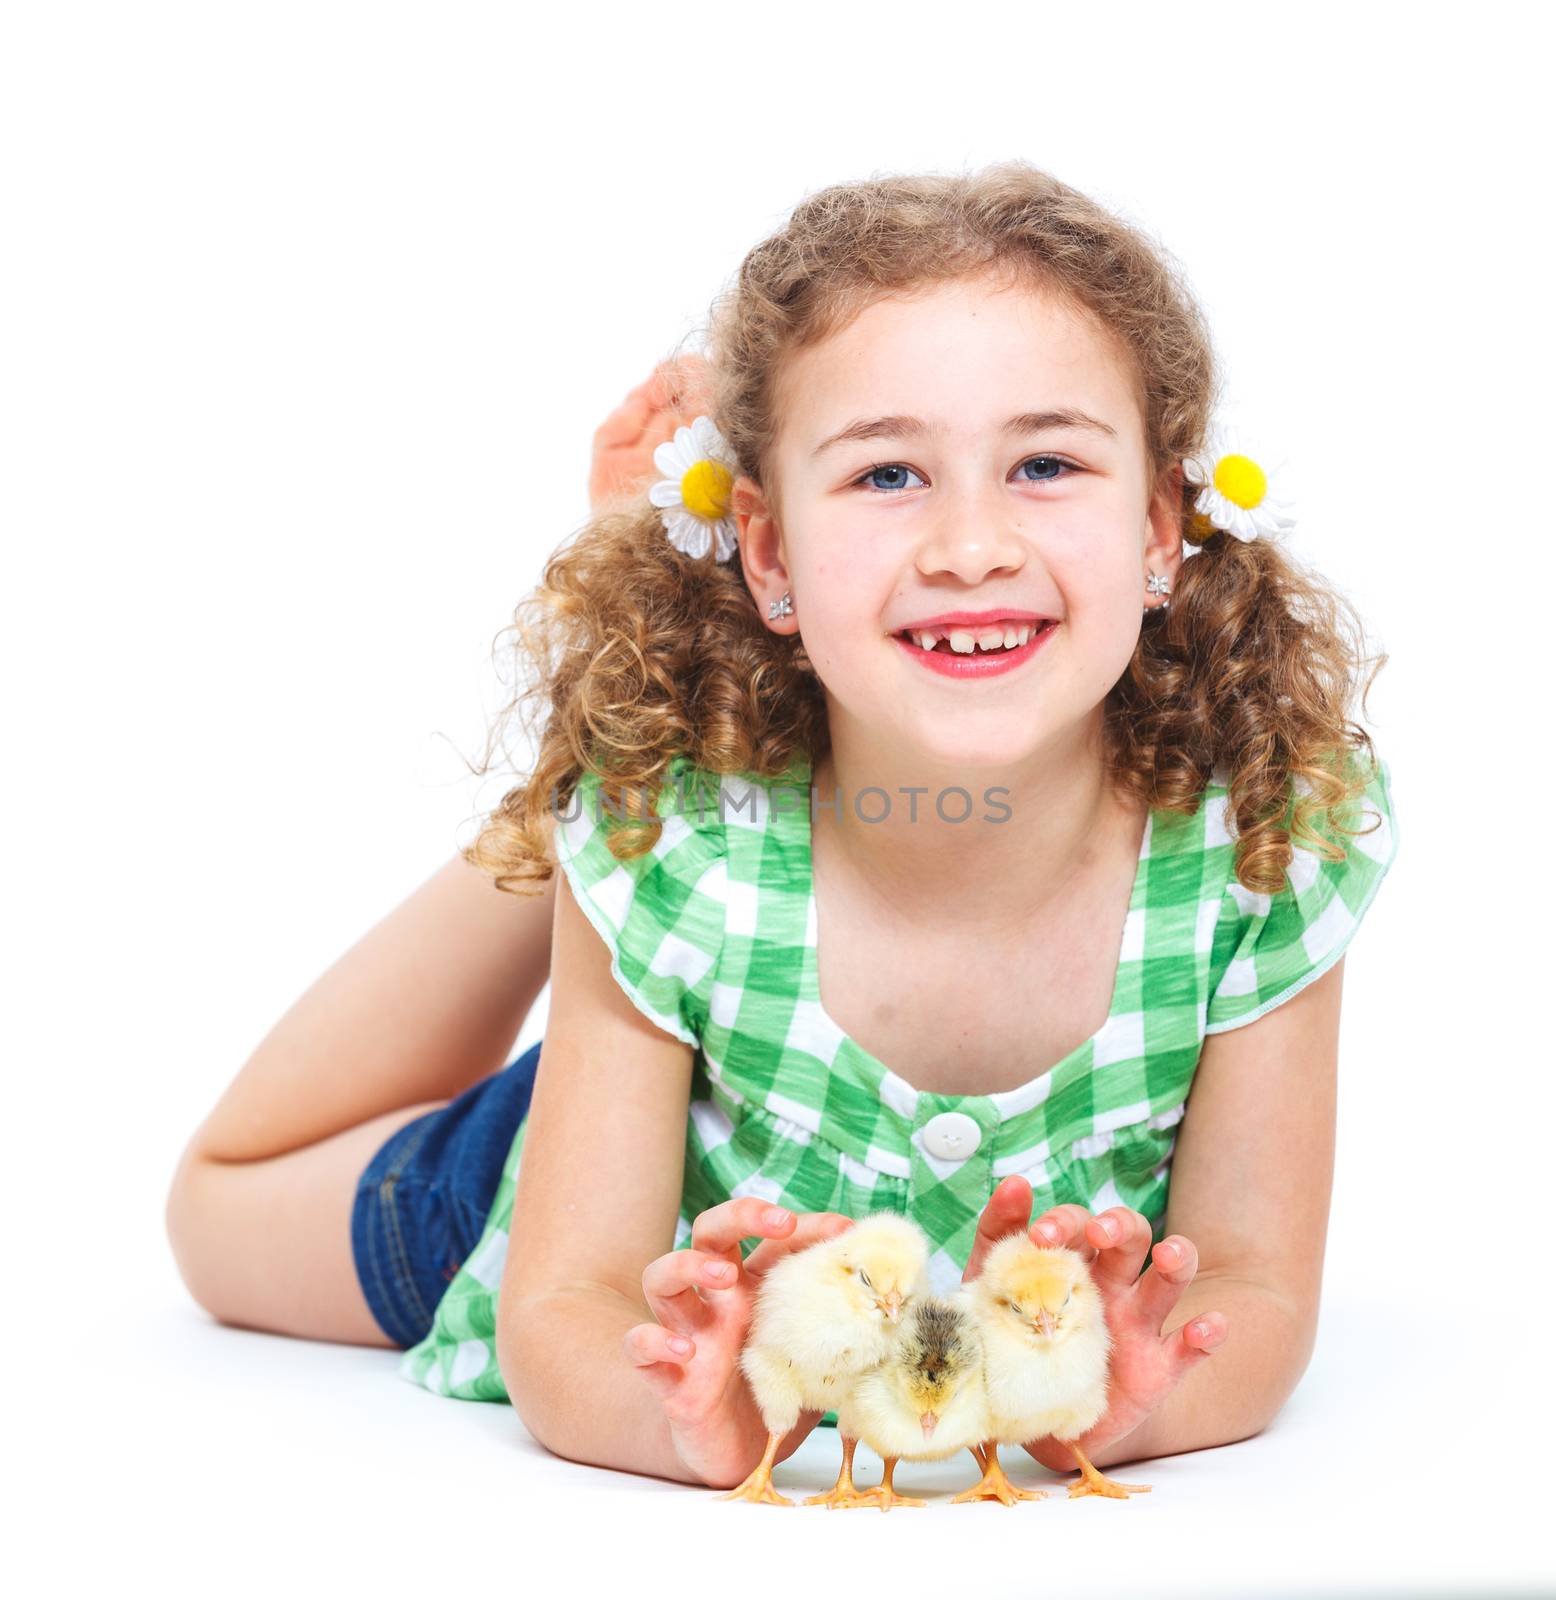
[498,1292,575,1454]
[497,1303,545,1439]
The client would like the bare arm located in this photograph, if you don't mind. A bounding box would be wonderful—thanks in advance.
[186,847,557,1162]
[1049,958,1347,1469]
[496,867,705,1475]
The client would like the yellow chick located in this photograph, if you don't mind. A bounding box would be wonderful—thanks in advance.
[721,1212,931,1506]
[820,1291,991,1511]
[957,1234,1152,1505]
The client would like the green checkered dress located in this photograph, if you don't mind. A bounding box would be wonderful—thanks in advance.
[398,747,1398,1407]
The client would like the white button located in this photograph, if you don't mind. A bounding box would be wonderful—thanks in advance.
[921,1111,982,1162]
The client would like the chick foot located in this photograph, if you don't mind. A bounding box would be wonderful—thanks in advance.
[803,1435,875,1509]
[1061,1439,1152,1500]
[718,1430,795,1506]
[854,1457,925,1511]
[951,1442,1049,1506]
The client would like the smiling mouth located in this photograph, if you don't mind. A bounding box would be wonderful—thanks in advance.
[894,621,1058,656]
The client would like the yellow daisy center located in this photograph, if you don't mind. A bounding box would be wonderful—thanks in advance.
[1212,453,1267,510]
[680,458,733,521]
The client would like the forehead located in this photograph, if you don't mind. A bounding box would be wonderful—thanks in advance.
[774,274,1142,457]
[778,275,1139,457]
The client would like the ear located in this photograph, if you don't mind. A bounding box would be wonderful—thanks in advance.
[732,474,798,637]
[1144,460,1186,595]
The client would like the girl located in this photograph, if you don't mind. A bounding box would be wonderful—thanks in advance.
[166,162,1398,1496]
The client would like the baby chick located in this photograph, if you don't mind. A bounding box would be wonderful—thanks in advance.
[822,1290,991,1511]
[721,1211,931,1506]
[958,1233,1151,1504]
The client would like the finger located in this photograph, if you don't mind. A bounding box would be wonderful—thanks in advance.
[591,389,655,450]
[654,353,713,414]
[962,1176,1034,1283]
[1131,1234,1202,1323]
[641,1248,740,1333]
[1166,1310,1228,1378]
[1083,1207,1153,1289]
[1028,1203,1098,1265]
[689,1196,798,1266]
[622,1322,696,1399]
[745,1212,855,1279]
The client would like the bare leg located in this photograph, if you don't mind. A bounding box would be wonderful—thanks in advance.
[1062,1439,1152,1499]
[165,852,556,1345]
[718,1431,795,1506]
[184,854,555,1165]
[167,1102,448,1347]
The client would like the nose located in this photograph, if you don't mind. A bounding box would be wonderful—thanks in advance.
[912,480,1029,586]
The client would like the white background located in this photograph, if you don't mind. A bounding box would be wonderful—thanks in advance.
[6,3,1552,1597]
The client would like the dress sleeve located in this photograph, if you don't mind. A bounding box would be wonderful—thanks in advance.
[1204,755,1399,1033]
[550,758,727,1047]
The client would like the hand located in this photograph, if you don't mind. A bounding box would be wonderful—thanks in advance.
[961,1173,1044,1286]
[624,1197,854,1488]
[1018,1196,1228,1471]
[587,354,715,513]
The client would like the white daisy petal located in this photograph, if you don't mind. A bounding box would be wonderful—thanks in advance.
[1182,456,1208,486]
[648,478,685,509]
[653,439,686,479]
[691,414,731,464]
[663,508,713,559]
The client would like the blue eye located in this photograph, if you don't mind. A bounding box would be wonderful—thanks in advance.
[851,455,1076,494]
[856,463,926,493]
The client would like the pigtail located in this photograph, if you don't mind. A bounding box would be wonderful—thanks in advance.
[456,496,826,896]
[1108,522,1389,897]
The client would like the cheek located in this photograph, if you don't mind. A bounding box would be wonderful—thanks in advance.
[1046,518,1148,614]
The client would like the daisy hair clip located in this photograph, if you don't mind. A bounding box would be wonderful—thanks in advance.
[1179,420,1297,552]
[649,414,740,564]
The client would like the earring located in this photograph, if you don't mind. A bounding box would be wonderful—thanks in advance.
[768,591,794,620]
[1144,571,1171,612]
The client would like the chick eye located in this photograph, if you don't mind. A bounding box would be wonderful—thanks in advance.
[858,1268,873,1289]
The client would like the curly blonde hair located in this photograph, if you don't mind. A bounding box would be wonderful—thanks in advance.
[463,160,1387,898]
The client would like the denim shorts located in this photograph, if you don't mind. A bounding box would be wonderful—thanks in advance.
[350,1041,542,1349]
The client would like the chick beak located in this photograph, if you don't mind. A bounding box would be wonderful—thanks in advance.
[920,1411,939,1442]
[880,1291,902,1322]
[1034,1309,1056,1338]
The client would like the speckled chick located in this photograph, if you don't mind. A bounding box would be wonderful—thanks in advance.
[817,1290,991,1510]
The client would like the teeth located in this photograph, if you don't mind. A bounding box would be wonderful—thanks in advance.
[946,625,1034,654]
[904,622,1049,653]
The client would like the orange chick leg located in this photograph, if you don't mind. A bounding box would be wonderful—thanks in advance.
[802,1434,875,1509]
[857,1455,926,1512]
[717,1429,795,1506]
[950,1441,1048,1506]
[1061,1438,1152,1500]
